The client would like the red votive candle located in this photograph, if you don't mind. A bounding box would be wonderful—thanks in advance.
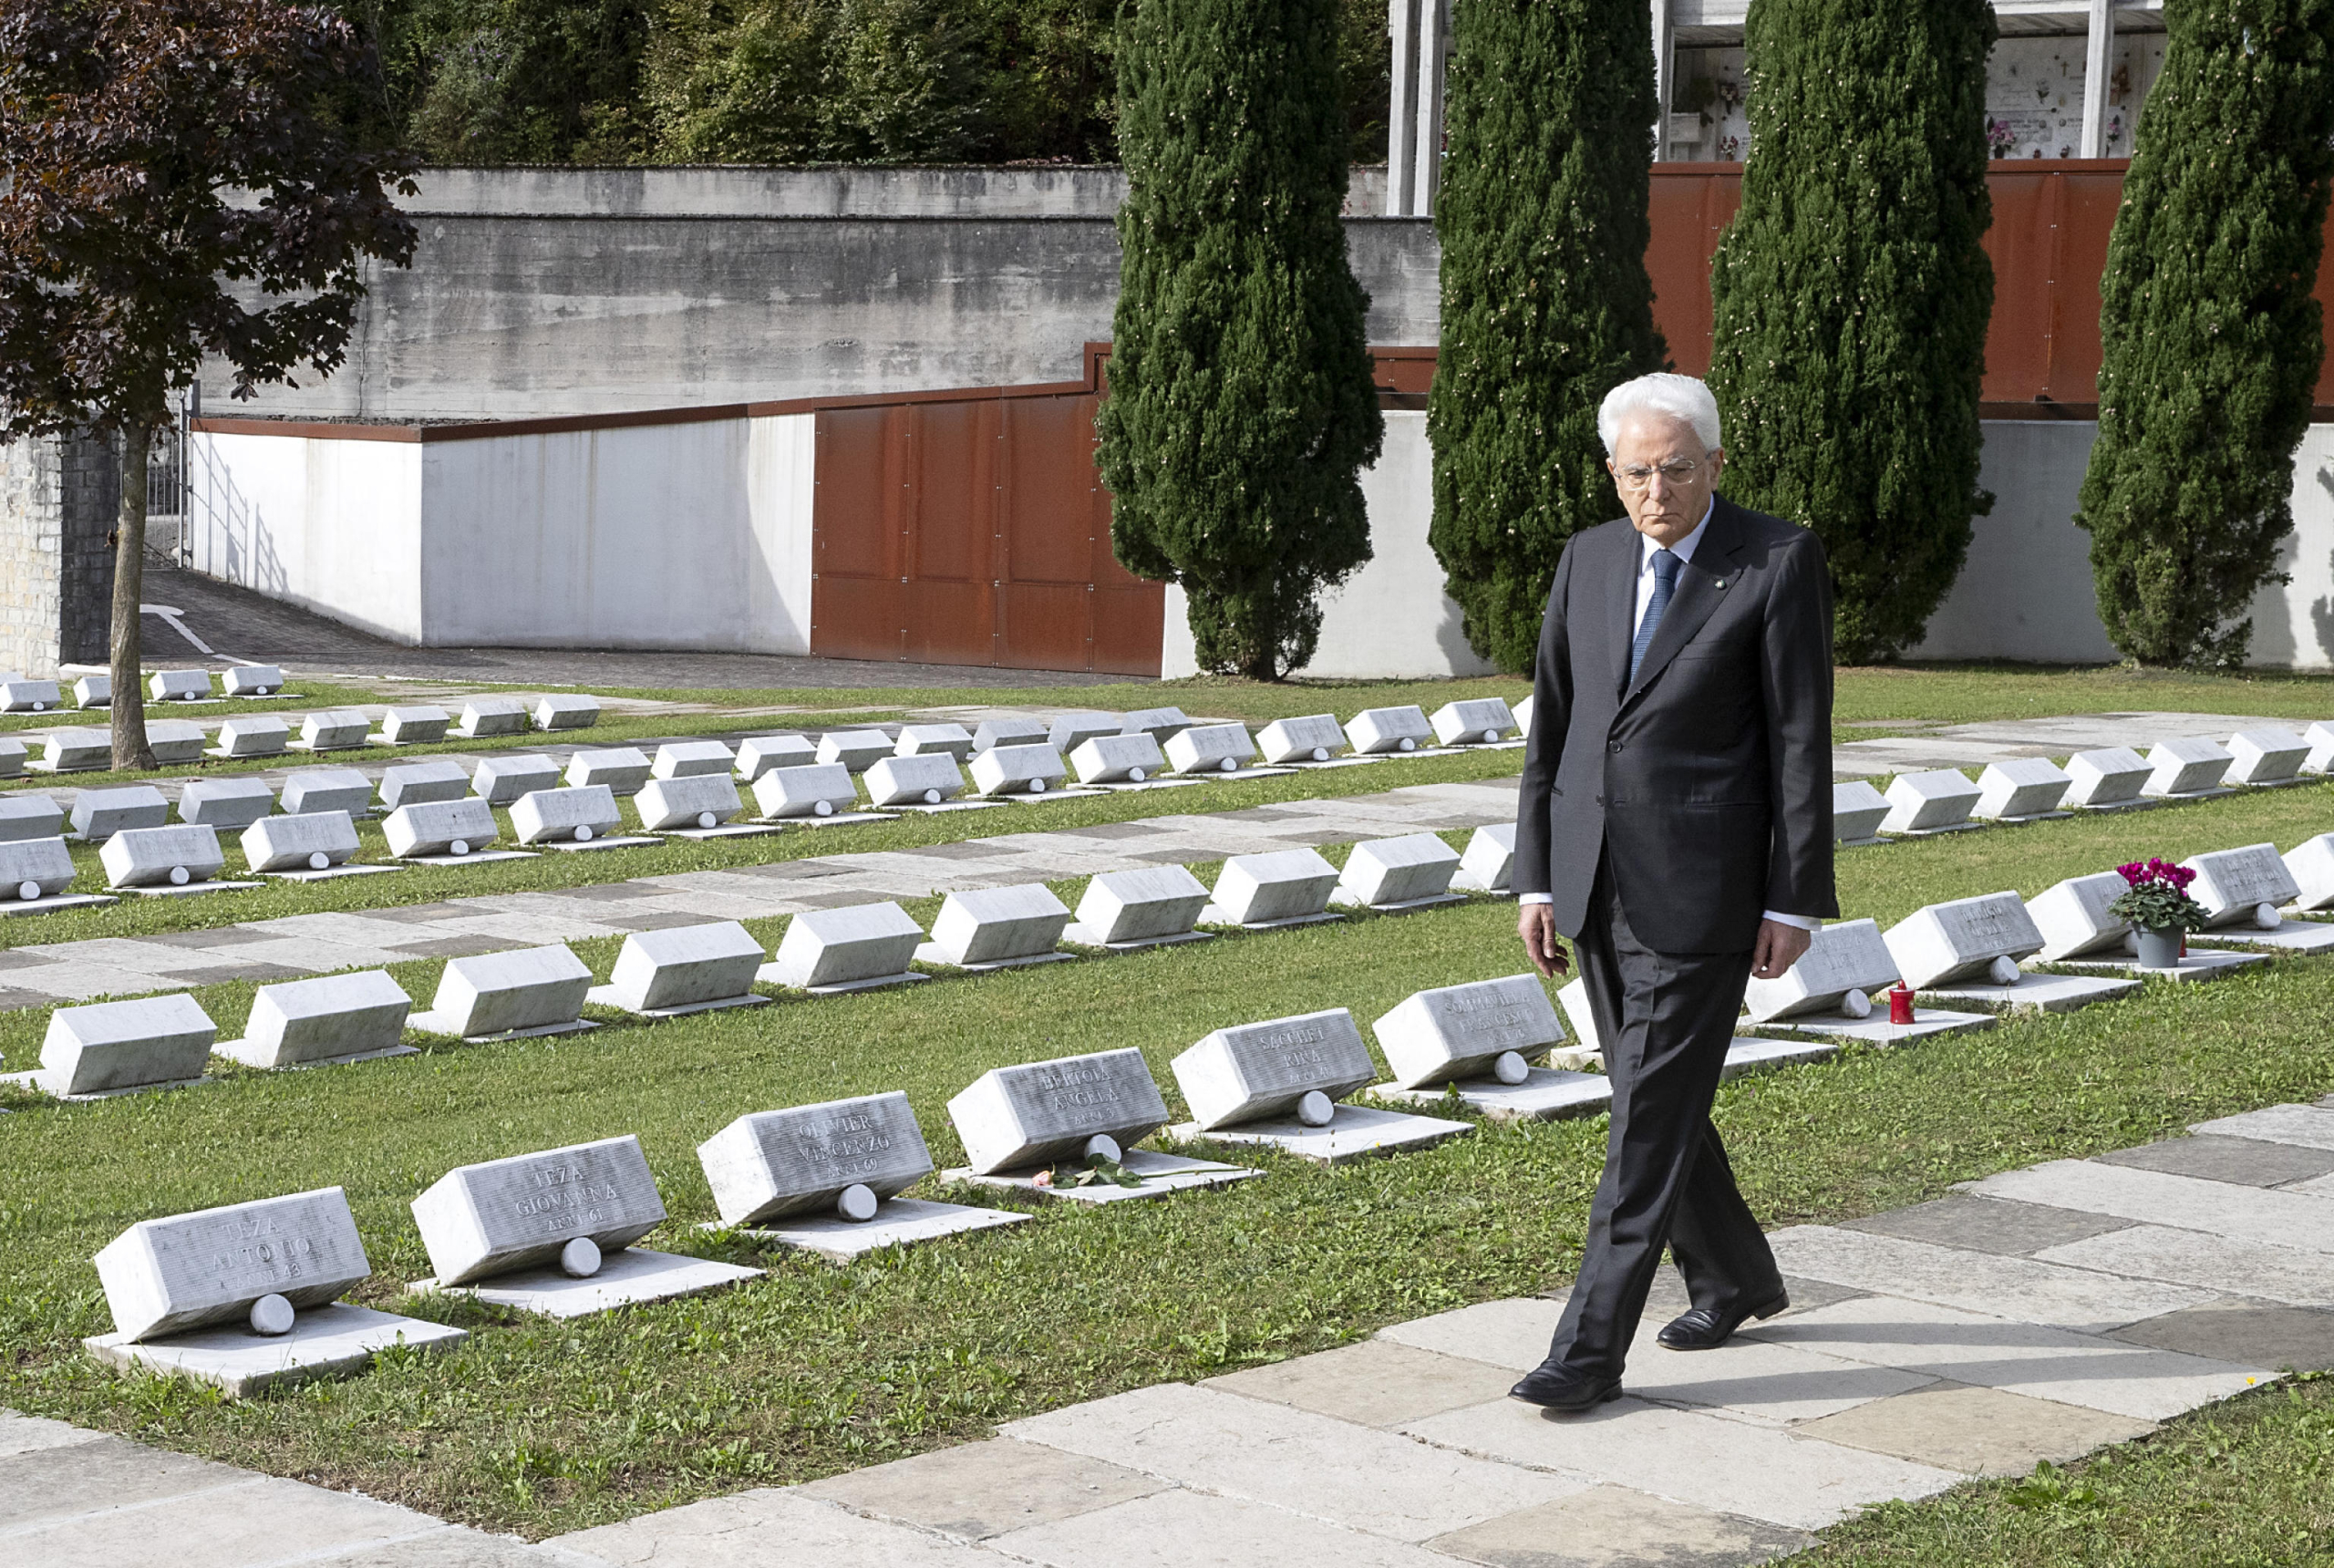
[1887,984,1916,1026]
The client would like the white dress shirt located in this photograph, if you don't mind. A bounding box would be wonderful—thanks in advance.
[1520,500,1819,933]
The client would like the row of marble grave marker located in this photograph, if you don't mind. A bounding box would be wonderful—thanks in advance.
[1833,725,2334,845]
[81,969,1609,1396]
[0,692,603,779]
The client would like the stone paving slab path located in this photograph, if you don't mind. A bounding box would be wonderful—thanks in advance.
[0,777,1523,1010]
[14,1108,2334,1566]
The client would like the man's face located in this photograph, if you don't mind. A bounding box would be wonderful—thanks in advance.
[1608,411,1723,548]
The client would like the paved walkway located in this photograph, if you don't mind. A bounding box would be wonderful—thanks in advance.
[0,778,1521,1010]
[1832,711,2306,779]
[11,1102,2332,1566]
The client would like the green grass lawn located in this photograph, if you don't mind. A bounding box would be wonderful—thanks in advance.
[0,773,2331,1542]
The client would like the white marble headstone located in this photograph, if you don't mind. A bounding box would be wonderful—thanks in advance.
[1513,694,1535,738]
[2286,834,2334,912]
[2183,843,2299,927]
[41,993,217,1097]
[1884,892,2045,987]
[0,835,76,900]
[533,694,601,731]
[2143,738,2234,798]
[1833,779,1889,841]
[815,730,896,772]
[178,778,275,830]
[750,763,859,819]
[1880,769,1980,832]
[1452,823,1515,892]
[1972,758,2071,820]
[565,748,654,795]
[71,786,168,840]
[1048,712,1123,754]
[71,675,111,709]
[100,824,226,889]
[602,922,764,1011]
[1068,866,1211,944]
[146,720,206,765]
[970,743,1068,796]
[473,755,562,806]
[232,972,412,1068]
[0,736,20,778]
[0,794,66,842]
[972,717,1049,754]
[1121,707,1193,745]
[735,734,816,779]
[42,727,111,771]
[1256,714,1348,764]
[95,1187,370,1342]
[1163,724,1257,775]
[1172,1008,1376,1130]
[1374,975,1563,1088]
[222,665,285,697]
[893,724,975,760]
[280,768,371,818]
[947,1047,1170,1174]
[241,810,359,873]
[456,697,529,738]
[2027,872,2134,961]
[150,669,212,702]
[635,773,744,830]
[412,1135,664,1286]
[2304,722,2334,776]
[1336,832,1462,907]
[1743,919,1898,1021]
[698,1091,935,1226]
[2227,728,2307,785]
[212,716,289,758]
[1069,733,1162,784]
[2064,747,2152,807]
[0,677,61,713]
[1345,706,1433,754]
[378,760,470,812]
[1430,698,1515,746]
[417,945,593,1037]
[380,706,450,744]
[766,903,924,989]
[864,753,965,807]
[927,885,1070,965]
[653,740,737,779]
[384,798,499,858]
[298,710,370,751]
[510,785,622,845]
[1208,848,1341,924]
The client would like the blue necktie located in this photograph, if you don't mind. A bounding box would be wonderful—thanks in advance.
[1629,548,1679,685]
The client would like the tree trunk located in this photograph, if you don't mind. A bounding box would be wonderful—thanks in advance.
[110,421,155,770]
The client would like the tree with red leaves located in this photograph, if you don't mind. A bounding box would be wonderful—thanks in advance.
[0,0,417,767]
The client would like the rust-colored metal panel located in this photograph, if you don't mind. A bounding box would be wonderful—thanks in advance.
[995,583,1093,671]
[810,407,906,661]
[1979,170,2061,405]
[1647,167,1743,377]
[811,574,906,663]
[1090,585,1165,676]
[908,400,990,585]
[1003,396,1100,585]
[2040,170,2126,404]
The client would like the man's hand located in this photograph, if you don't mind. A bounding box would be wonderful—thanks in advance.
[1519,903,1571,978]
[1750,918,1812,981]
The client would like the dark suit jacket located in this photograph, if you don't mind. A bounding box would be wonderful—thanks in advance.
[1513,494,1838,953]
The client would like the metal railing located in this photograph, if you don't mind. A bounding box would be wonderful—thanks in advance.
[142,384,197,566]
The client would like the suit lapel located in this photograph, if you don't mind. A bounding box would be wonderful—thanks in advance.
[1622,499,1747,705]
[1607,526,1640,698]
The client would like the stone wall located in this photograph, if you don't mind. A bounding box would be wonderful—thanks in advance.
[0,430,117,676]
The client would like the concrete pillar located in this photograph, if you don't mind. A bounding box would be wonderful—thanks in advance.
[1411,0,1450,215]
[2080,0,2115,158]
[1650,0,1676,163]
[1388,0,1421,215]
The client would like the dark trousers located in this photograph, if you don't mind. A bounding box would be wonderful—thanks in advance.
[1544,863,1782,1379]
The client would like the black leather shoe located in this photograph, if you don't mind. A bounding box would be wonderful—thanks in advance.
[1656,1289,1790,1351]
[1508,1360,1624,1412]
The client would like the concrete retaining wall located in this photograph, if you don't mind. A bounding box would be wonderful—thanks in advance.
[0,430,117,677]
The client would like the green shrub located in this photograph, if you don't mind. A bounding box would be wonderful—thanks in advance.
[2075,0,2334,667]
[1706,0,1997,665]
[1424,0,1667,675]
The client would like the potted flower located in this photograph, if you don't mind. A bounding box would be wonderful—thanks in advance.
[2111,859,2206,968]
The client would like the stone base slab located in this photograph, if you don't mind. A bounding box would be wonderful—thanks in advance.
[759,811,895,828]
[1327,891,1469,915]
[707,1197,1030,1262]
[1837,836,1890,849]
[405,1012,598,1042]
[1097,777,1213,792]
[1059,924,1214,953]
[401,850,539,868]
[657,823,786,841]
[212,1040,418,1070]
[1758,1010,1997,1045]
[911,944,1079,973]
[1975,810,2072,825]
[1722,1037,1841,1077]
[0,892,117,918]
[1194,905,1348,932]
[119,880,263,898]
[262,863,404,883]
[945,1149,1262,1204]
[540,835,664,853]
[2,1068,212,1100]
[2190,919,2334,954]
[757,963,931,996]
[2050,950,2270,983]
[1167,1104,1471,1165]
[2071,798,2161,813]
[85,1304,466,1398]
[893,799,1009,815]
[203,746,287,761]
[1918,974,2142,1014]
[1368,1068,1613,1123]
[1880,821,1984,839]
[584,986,769,1019]
[412,1247,762,1318]
[26,760,108,773]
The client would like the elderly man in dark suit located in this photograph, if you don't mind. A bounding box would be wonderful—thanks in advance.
[1508,372,1836,1412]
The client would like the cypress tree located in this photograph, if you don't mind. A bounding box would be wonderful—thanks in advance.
[1706,0,1997,664]
[2076,1,2334,667]
[1096,0,1383,679]
[1426,0,1667,674]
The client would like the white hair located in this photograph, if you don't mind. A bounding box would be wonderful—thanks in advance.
[1597,373,1722,457]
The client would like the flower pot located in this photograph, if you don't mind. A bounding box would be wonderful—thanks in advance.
[2134,925,2183,969]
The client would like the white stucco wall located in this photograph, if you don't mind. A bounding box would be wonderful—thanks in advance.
[1160,412,1492,679]
[2246,424,2334,669]
[745,414,818,655]
[184,432,425,642]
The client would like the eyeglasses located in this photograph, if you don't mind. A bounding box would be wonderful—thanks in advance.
[1612,459,1703,492]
